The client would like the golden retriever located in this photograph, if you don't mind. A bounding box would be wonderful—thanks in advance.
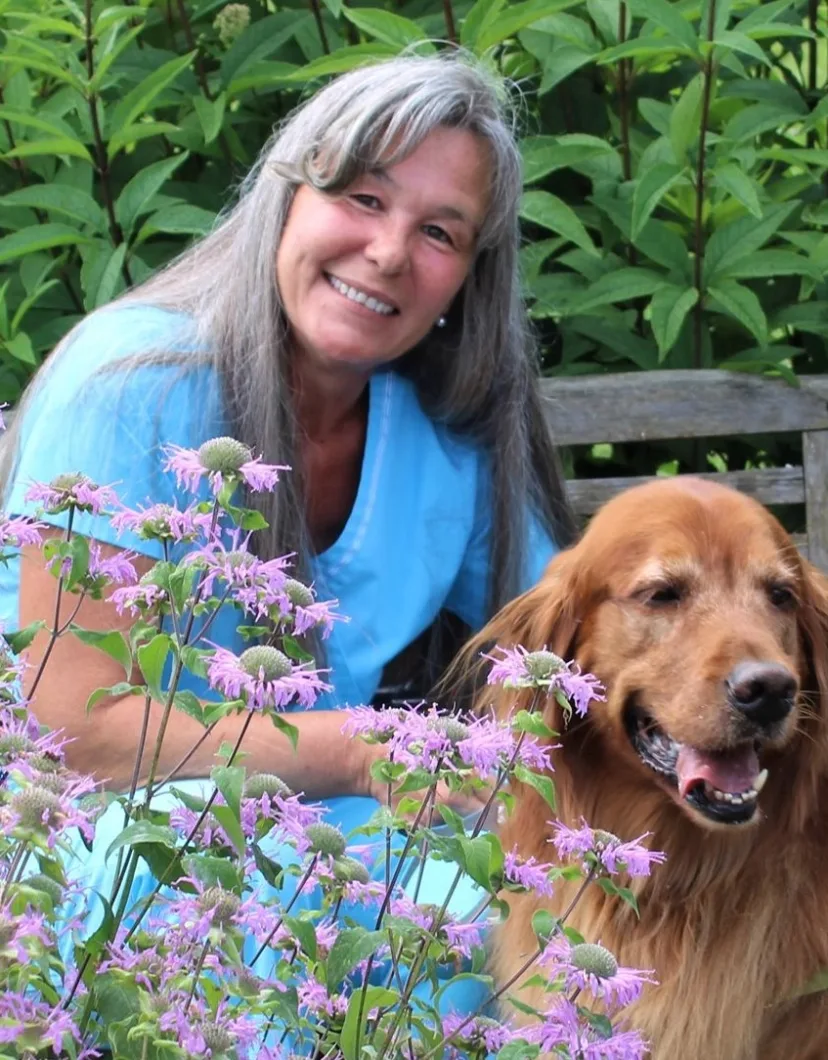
[469,477,828,1060]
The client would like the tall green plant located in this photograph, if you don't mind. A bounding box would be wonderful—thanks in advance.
[0,0,825,405]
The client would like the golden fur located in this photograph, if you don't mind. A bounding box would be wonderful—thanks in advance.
[468,478,828,1060]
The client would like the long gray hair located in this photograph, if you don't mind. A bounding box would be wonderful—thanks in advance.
[4,51,574,622]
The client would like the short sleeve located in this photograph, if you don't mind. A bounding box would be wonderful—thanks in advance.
[443,452,558,630]
[5,304,227,558]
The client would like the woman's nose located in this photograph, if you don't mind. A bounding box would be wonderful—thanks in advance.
[365,221,410,275]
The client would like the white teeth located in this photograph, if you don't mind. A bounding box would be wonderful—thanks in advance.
[753,768,768,794]
[699,778,763,804]
[327,275,394,315]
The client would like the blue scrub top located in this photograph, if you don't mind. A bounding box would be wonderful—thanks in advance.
[0,302,557,710]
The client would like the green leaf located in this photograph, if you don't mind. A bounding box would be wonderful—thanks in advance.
[193,93,226,146]
[511,709,558,738]
[3,333,35,365]
[227,61,299,96]
[461,0,505,47]
[704,202,796,282]
[708,280,768,346]
[211,764,244,819]
[567,267,665,314]
[68,625,132,677]
[538,44,595,94]
[341,8,431,48]
[326,928,386,990]
[111,51,195,139]
[726,250,821,281]
[713,163,763,219]
[252,844,284,888]
[596,34,680,63]
[220,11,306,88]
[0,185,103,228]
[520,191,597,257]
[0,224,92,265]
[140,204,217,237]
[136,633,172,700]
[340,985,399,1060]
[626,0,699,52]
[115,153,188,238]
[105,820,179,861]
[650,284,698,359]
[723,102,801,143]
[521,134,616,184]
[631,162,684,239]
[173,689,204,725]
[3,620,46,653]
[476,0,583,50]
[107,122,180,160]
[290,43,399,81]
[86,682,143,714]
[713,30,771,67]
[182,853,241,892]
[89,243,127,311]
[669,74,704,163]
[513,763,557,810]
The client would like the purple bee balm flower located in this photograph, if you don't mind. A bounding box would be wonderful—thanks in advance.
[111,501,210,543]
[527,997,649,1058]
[296,976,349,1019]
[25,473,118,516]
[0,767,98,848]
[87,543,138,586]
[388,895,483,959]
[550,819,666,878]
[503,848,557,897]
[0,903,52,962]
[158,998,260,1059]
[274,578,342,639]
[0,991,82,1053]
[484,645,606,717]
[186,533,290,604]
[539,937,657,1010]
[0,515,45,548]
[207,644,330,712]
[109,581,167,616]
[163,437,289,496]
[442,1013,519,1055]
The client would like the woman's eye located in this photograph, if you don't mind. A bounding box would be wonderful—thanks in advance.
[422,224,453,245]
[351,193,380,209]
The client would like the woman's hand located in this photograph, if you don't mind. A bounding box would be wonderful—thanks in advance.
[361,739,498,830]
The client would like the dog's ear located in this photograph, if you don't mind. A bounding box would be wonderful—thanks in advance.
[799,559,828,702]
[791,558,828,827]
[450,546,584,720]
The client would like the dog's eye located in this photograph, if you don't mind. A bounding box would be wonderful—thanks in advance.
[637,584,683,606]
[767,584,796,610]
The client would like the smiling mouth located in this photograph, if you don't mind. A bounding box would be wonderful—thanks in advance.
[325,273,398,316]
[623,701,768,825]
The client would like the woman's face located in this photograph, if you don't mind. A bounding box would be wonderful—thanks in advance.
[276,126,491,380]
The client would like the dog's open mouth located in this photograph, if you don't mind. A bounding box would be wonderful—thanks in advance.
[623,702,768,825]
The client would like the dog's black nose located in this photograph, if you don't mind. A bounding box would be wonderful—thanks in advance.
[726,661,797,727]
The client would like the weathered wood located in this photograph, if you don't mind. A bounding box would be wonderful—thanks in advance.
[566,466,805,515]
[542,372,828,445]
[792,533,809,559]
[803,430,828,571]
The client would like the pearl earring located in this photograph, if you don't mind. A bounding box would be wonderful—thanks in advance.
[436,316,447,328]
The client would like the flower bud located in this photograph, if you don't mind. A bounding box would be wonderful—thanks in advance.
[197,436,252,474]
[213,3,251,47]
[524,650,566,680]
[283,578,314,608]
[305,822,346,858]
[332,856,370,884]
[24,873,64,905]
[0,733,37,759]
[428,716,470,745]
[10,786,61,830]
[199,886,241,926]
[239,646,292,681]
[243,772,293,800]
[569,942,618,979]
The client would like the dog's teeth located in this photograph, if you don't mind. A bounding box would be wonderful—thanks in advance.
[753,768,768,794]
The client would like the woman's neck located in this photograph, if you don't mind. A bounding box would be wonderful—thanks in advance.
[290,355,370,442]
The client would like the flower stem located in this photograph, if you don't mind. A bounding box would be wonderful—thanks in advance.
[28,509,75,699]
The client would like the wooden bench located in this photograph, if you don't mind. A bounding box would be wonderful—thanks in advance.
[540,371,828,571]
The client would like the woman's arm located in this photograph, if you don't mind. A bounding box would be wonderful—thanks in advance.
[19,531,375,796]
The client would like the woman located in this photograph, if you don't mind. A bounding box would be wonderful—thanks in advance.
[0,51,573,1024]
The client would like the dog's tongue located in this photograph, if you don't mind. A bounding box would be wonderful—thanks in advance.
[675,744,760,800]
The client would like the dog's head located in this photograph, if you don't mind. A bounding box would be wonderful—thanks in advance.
[475,478,828,832]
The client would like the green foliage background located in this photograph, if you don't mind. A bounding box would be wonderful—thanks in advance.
[0,0,826,481]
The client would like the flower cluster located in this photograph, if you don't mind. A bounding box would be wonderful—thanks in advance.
[0,436,665,1060]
